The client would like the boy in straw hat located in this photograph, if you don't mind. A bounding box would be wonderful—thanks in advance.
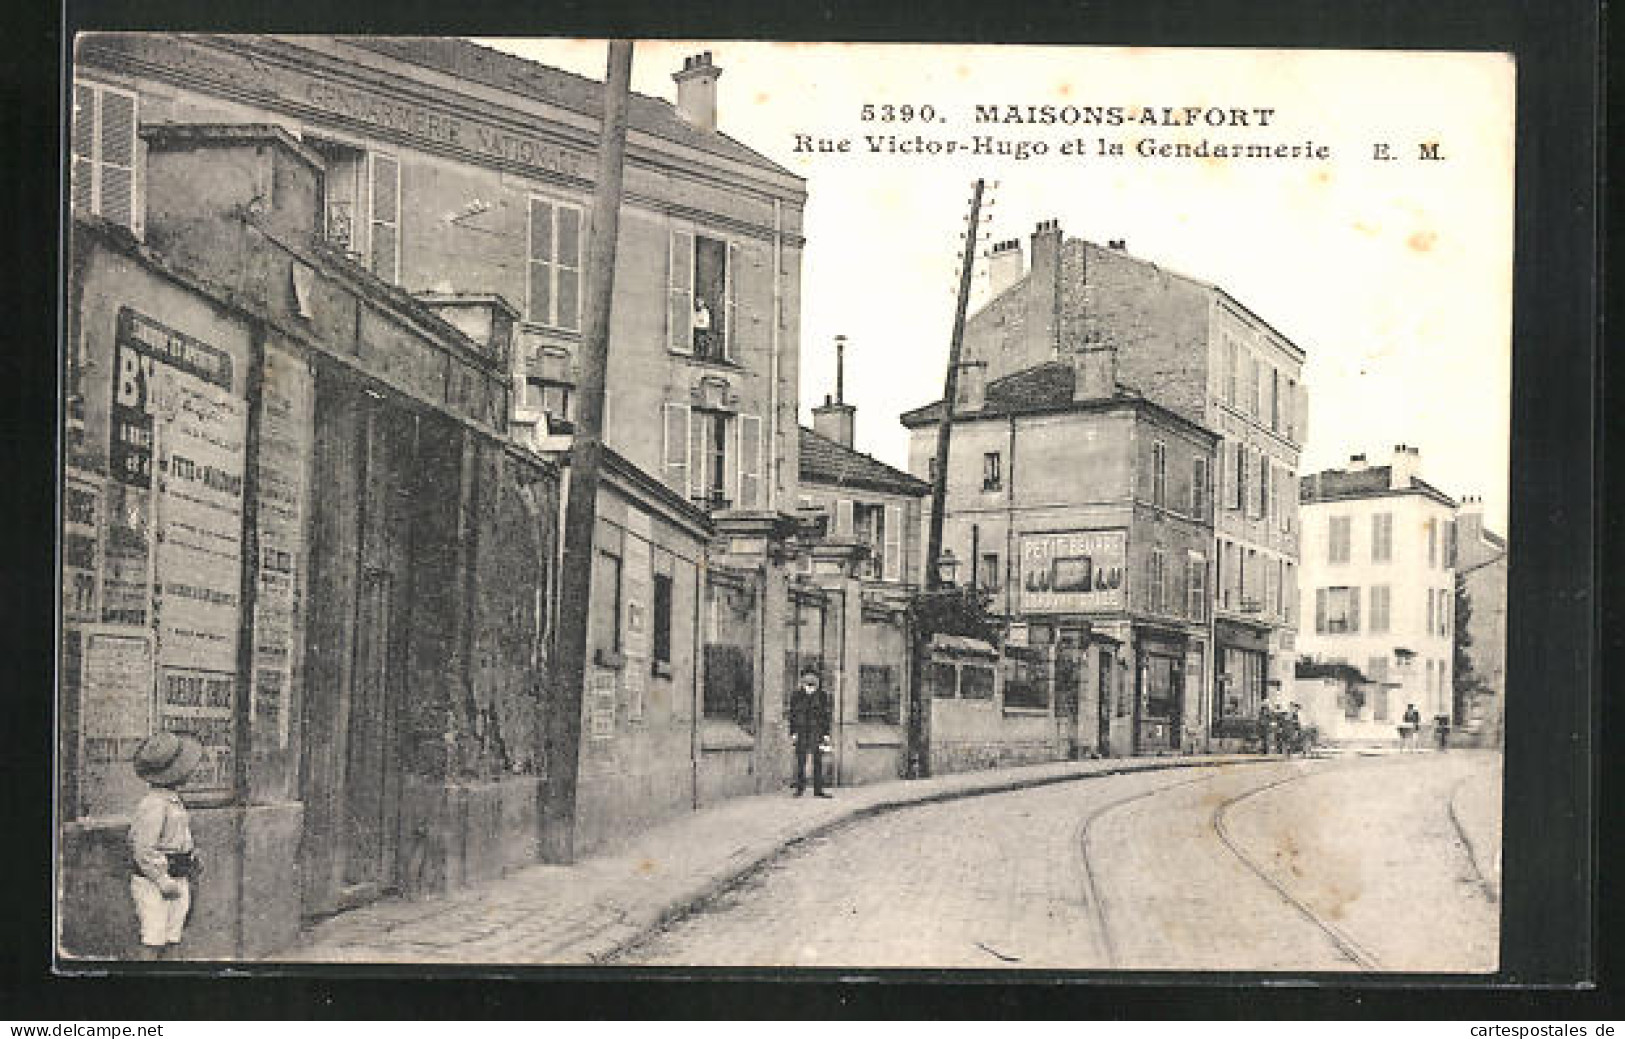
[128,731,202,960]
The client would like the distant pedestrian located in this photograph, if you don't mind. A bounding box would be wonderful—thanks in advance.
[1285,703,1304,756]
[788,667,833,798]
[1435,714,1451,751]
[128,732,203,960]
[1400,703,1422,751]
[1256,701,1274,756]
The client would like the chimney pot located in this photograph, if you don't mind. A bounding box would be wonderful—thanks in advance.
[673,51,724,132]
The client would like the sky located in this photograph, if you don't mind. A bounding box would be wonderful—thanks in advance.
[486,40,1514,535]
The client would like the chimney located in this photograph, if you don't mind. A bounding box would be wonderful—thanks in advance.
[1072,346,1117,402]
[1107,239,1127,251]
[812,394,856,449]
[957,360,987,412]
[1027,219,1063,359]
[988,238,1024,297]
[413,291,519,369]
[1347,453,1368,472]
[1389,443,1421,489]
[672,51,723,132]
[140,123,325,297]
[1456,495,1485,559]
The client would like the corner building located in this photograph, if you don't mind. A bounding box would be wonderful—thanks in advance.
[73,34,807,513]
[958,223,1307,744]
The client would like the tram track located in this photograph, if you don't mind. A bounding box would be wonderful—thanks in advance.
[1076,756,1385,971]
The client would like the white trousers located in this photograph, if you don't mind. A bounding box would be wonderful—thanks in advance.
[130,873,190,946]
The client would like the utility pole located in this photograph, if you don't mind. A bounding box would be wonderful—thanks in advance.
[924,178,985,591]
[542,39,633,864]
[907,179,986,779]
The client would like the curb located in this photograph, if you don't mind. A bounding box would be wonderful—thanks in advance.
[579,754,1273,964]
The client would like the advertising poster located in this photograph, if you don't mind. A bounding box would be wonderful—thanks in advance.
[78,632,155,817]
[1019,530,1128,613]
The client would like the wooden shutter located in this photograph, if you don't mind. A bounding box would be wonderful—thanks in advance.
[883,504,902,581]
[662,402,690,498]
[1315,588,1327,633]
[1350,587,1362,633]
[369,154,400,284]
[71,84,95,218]
[724,241,741,361]
[737,413,762,509]
[97,87,136,229]
[669,230,693,354]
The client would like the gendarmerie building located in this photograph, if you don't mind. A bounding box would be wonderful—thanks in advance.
[63,33,815,960]
[945,220,1306,747]
[73,34,807,510]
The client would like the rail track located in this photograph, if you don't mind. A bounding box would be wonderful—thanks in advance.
[1076,758,1385,971]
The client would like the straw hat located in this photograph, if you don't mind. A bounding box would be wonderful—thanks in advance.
[132,732,203,786]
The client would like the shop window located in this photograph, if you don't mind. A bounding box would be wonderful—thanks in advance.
[982,451,1002,492]
[960,664,995,699]
[70,80,138,231]
[1003,647,1050,711]
[529,197,583,331]
[858,664,901,723]
[669,230,738,361]
[927,661,959,698]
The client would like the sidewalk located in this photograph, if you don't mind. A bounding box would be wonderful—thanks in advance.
[271,752,1267,965]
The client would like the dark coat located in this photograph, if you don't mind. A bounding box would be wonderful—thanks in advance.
[788,687,833,740]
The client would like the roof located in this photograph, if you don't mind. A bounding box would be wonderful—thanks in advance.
[1299,466,1458,509]
[898,360,1219,443]
[798,426,930,497]
[342,37,796,179]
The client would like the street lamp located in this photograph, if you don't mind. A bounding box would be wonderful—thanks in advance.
[936,548,960,587]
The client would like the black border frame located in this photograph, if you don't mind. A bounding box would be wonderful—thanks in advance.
[8,0,1604,1018]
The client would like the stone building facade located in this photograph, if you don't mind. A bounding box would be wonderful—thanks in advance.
[1455,495,1506,743]
[1296,447,1459,736]
[902,348,1219,756]
[72,34,807,515]
[962,223,1305,742]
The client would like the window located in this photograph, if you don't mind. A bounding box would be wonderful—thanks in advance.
[527,197,583,330]
[982,451,1003,491]
[854,503,896,580]
[1267,462,1281,525]
[1285,378,1298,439]
[1257,454,1270,519]
[1328,515,1351,564]
[1186,552,1206,621]
[1225,337,1239,406]
[368,154,401,284]
[1148,548,1167,613]
[1371,512,1393,563]
[71,81,138,231]
[1445,520,1458,568]
[669,230,739,361]
[858,664,901,722]
[652,573,673,667]
[1281,469,1295,530]
[1192,457,1209,518]
[1369,585,1391,633]
[1250,354,1263,418]
[1265,557,1279,616]
[1316,586,1360,634]
[1151,441,1167,506]
[1284,561,1295,624]
[1270,368,1280,432]
[1427,517,1438,567]
[958,664,994,699]
[1003,647,1050,711]
[927,661,959,698]
[1234,442,1247,511]
[979,552,1000,593]
[661,403,763,509]
[1440,587,1452,635]
[592,547,623,657]
[1426,587,1436,634]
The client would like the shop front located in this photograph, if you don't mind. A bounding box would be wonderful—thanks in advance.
[1213,618,1272,747]
[1132,628,1188,753]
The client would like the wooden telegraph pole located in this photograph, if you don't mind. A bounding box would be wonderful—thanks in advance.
[908,179,987,778]
[542,40,633,864]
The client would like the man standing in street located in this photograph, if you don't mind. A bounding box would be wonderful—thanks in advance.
[789,666,833,798]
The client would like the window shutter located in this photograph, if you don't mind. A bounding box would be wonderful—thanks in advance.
[1350,587,1362,633]
[688,409,707,501]
[369,154,400,284]
[662,403,691,498]
[1315,588,1327,633]
[556,205,582,331]
[836,499,854,536]
[724,241,741,361]
[97,88,136,229]
[668,230,693,354]
[529,198,554,324]
[71,84,95,218]
[883,504,902,581]
[737,413,762,509]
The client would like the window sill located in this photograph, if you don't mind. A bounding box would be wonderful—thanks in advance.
[519,321,581,341]
[670,352,743,373]
[1001,706,1051,717]
[651,659,674,680]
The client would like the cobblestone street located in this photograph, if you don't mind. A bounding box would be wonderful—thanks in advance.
[617,751,1502,971]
